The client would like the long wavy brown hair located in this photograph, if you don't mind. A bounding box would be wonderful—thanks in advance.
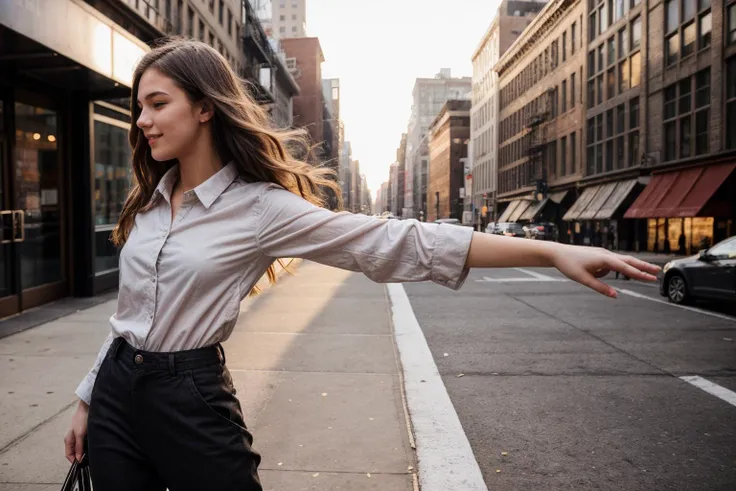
[113,38,340,295]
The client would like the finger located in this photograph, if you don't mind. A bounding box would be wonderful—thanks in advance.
[74,431,84,462]
[577,271,617,298]
[620,255,661,275]
[608,257,657,281]
[65,432,75,463]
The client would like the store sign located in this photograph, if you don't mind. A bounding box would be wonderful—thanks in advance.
[0,0,148,88]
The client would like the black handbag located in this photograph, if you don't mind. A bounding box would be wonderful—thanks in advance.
[60,454,92,491]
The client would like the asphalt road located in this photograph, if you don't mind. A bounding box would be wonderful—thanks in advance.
[404,267,736,491]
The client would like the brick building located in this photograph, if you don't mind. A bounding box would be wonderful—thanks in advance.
[471,0,548,227]
[427,100,472,222]
[496,0,586,231]
[493,0,735,252]
[280,37,326,161]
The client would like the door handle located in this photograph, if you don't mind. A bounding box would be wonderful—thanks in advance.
[12,210,25,243]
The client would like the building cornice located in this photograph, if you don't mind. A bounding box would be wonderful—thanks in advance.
[494,0,579,77]
[472,15,500,61]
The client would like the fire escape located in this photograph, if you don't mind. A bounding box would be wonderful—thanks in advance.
[241,0,276,104]
[526,87,553,201]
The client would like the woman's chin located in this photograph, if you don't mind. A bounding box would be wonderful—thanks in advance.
[150,148,174,162]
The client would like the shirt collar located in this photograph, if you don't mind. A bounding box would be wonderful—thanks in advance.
[193,161,239,209]
[150,161,239,209]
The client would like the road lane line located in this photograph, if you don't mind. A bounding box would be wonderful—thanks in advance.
[386,283,488,491]
[515,267,558,280]
[477,277,568,283]
[616,288,736,322]
[680,376,736,407]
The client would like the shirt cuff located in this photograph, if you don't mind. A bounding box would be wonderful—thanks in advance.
[430,224,474,290]
[75,375,95,406]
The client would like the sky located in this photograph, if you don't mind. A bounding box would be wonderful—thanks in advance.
[306,0,502,201]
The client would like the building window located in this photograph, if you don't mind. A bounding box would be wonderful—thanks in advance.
[663,70,710,161]
[619,28,628,58]
[199,20,205,41]
[228,9,233,36]
[92,106,132,275]
[562,80,567,112]
[666,1,711,66]
[280,15,285,21]
[560,136,567,176]
[570,131,577,173]
[187,7,194,37]
[209,32,214,47]
[209,0,215,14]
[562,32,567,62]
[607,68,615,100]
[292,26,297,33]
[571,22,577,54]
[631,16,641,50]
[588,80,595,108]
[727,57,736,149]
[571,73,576,107]
[619,58,630,92]
[630,52,641,87]
[280,26,285,33]
[729,4,736,44]
[607,37,616,66]
[292,14,297,20]
[219,0,224,25]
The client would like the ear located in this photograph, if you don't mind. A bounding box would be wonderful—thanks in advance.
[197,99,215,124]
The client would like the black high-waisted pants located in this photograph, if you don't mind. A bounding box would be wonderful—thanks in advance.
[87,337,262,491]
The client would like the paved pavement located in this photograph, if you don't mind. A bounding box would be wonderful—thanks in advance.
[403,266,736,491]
[2,258,734,491]
[0,261,416,491]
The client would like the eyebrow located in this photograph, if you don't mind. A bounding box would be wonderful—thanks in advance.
[137,91,169,104]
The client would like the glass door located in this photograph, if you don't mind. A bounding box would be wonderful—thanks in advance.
[0,99,22,318]
[14,101,66,310]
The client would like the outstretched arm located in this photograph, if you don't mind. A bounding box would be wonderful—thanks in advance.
[465,233,659,298]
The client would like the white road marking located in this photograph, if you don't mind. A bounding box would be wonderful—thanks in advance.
[680,376,736,407]
[616,288,736,322]
[514,268,558,280]
[477,277,569,283]
[386,283,488,491]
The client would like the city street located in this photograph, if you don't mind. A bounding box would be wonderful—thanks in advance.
[402,266,736,490]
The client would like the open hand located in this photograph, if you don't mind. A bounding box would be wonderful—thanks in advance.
[550,245,660,298]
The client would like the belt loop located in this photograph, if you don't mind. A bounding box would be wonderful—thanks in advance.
[111,337,123,360]
[217,344,226,366]
[168,354,177,376]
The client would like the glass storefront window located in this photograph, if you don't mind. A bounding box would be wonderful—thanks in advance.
[93,105,132,274]
[647,217,713,253]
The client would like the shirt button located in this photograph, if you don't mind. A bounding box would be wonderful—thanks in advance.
[134,354,143,364]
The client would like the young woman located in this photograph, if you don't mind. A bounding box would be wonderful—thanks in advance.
[64,39,659,491]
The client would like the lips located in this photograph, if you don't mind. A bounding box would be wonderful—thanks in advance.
[145,134,162,144]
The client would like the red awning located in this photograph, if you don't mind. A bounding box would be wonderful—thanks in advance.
[624,163,735,218]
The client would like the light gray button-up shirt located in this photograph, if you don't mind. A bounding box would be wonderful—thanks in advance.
[75,162,474,404]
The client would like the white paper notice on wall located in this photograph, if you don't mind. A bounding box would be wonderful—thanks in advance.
[41,189,58,206]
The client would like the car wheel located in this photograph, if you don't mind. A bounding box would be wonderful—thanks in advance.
[666,273,689,305]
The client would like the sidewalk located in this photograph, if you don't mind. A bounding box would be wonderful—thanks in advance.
[0,261,416,491]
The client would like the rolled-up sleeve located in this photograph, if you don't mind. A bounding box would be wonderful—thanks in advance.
[75,332,115,405]
[255,184,474,290]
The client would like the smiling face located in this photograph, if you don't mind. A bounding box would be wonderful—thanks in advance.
[135,68,205,162]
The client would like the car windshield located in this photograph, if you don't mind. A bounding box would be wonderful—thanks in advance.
[708,237,736,260]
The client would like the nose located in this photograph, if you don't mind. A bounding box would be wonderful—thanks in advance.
[136,108,152,129]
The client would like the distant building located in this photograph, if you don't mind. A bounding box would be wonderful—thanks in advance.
[404,70,471,220]
[427,101,472,222]
[270,0,307,39]
[471,0,548,227]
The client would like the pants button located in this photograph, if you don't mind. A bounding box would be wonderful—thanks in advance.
[134,354,144,364]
